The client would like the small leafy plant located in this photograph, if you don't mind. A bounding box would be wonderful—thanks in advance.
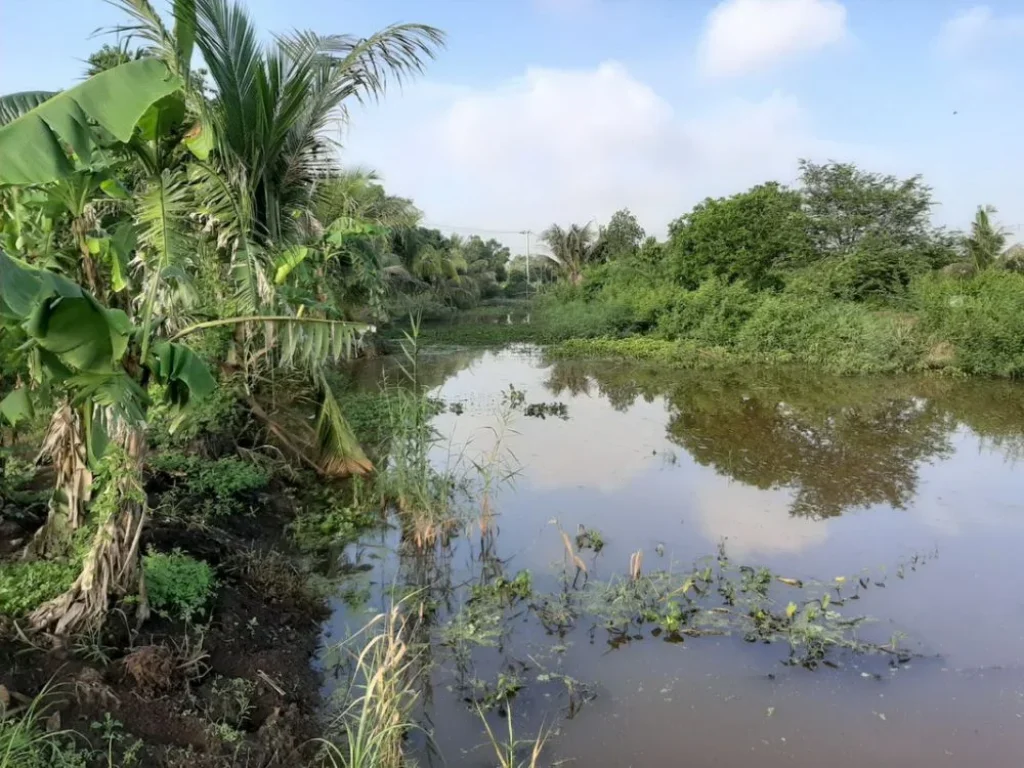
[0,560,80,618]
[143,549,216,623]
[149,452,269,520]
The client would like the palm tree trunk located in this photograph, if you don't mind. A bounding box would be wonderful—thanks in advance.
[29,425,149,635]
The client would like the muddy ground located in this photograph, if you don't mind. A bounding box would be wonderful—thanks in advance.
[0,488,330,767]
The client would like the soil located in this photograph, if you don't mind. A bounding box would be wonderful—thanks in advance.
[0,485,331,767]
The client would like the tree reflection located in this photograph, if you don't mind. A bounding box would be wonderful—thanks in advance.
[343,348,486,391]
[539,360,1024,519]
[666,388,953,518]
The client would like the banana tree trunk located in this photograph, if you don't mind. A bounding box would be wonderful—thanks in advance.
[29,425,149,635]
[26,401,92,557]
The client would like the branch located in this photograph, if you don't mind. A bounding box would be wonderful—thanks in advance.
[169,315,371,341]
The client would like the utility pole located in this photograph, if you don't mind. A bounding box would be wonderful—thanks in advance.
[519,229,533,291]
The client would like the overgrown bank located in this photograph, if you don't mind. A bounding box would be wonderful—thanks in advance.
[0,402,381,766]
[407,162,1024,378]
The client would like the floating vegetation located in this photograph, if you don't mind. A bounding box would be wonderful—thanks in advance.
[500,384,568,419]
[523,402,569,420]
[520,538,928,669]
[471,570,534,605]
[574,525,605,553]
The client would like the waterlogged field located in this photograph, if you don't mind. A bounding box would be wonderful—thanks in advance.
[325,346,1024,767]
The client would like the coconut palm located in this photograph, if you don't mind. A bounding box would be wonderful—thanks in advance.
[965,205,1008,270]
[539,222,604,284]
[314,167,422,232]
[111,0,443,244]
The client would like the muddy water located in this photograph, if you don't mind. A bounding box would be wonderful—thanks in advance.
[324,346,1024,767]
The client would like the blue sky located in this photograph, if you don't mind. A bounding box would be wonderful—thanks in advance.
[2,0,1023,249]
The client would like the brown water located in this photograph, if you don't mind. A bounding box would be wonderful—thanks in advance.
[324,346,1024,767]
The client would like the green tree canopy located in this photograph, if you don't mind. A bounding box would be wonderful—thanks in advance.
[666,182,811,290]
[601,208,645,261]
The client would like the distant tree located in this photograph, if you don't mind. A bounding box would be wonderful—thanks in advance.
[965,205,1008,270]
[637,235,664,264]
[84,43,144,77]
[666,182,811,290]
[798,161,959,299]
[539,223,603,284]
[509,253,558,284]
[463,235,510,282]
[314,167,421,230]
[798,160,935,256]
[601,208,645,261]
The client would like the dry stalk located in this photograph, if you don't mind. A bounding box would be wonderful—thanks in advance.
[629,550,644,582]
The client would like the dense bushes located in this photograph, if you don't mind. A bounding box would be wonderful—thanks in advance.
[667,182,811,290]
[517,160,1024,378]
[913,271,1024,376]
[143,549,217,623]
[538,268,1024,377]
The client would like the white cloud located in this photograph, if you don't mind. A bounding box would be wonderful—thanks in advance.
[935,5,1024,58]
[341,61,862,247]
[698,0,847,78]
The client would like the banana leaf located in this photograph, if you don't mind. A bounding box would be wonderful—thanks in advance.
[0,59,182,185]
[148,341,216,407]
[0,387,34,427]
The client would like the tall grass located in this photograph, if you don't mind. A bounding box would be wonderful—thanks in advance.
[377,317,460,548]
[0,683,79,768]
[321,607,419,768]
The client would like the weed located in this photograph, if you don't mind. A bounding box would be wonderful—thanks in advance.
[71,627,115,666]
[149,452,269,520]
[320,607,420,768]
[0,559,79,618]
[290,481,380,551]
[574,526,605,553]
[523,402,568,420]
[142,549,216,623]
[471,570,533,605]
[90,714,143,768]
[0,684,86,768]
[226,547,323,610]
[376,318,462,549]
[478,706,550,768]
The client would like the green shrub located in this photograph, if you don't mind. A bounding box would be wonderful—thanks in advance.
[148,382,245,451]
[0,560,79,617]
[736,295,922,374]
[657,278,762,344]
[149,453,269,519]
[666,182,812,290]
[144,549,216,623]
[913,270,1024,376]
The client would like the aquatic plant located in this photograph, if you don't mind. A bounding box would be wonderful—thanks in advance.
[478,706,550,768]
[321,606,420,768]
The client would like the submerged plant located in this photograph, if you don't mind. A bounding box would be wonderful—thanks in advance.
[478,706,550,768]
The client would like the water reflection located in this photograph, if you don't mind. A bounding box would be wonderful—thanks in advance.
[331,347,1024,767]
[544,360,1024,519]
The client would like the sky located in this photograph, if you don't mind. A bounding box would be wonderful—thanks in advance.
[2,0,1024,253]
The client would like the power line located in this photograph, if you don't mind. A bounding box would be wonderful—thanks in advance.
[421,221,530,236]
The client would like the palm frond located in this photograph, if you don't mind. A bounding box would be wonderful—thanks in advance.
[193,0,263,167]
[133,169,195,350]
[0,91,59,127]
[316,377,372,476]
[106,0,179,66]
